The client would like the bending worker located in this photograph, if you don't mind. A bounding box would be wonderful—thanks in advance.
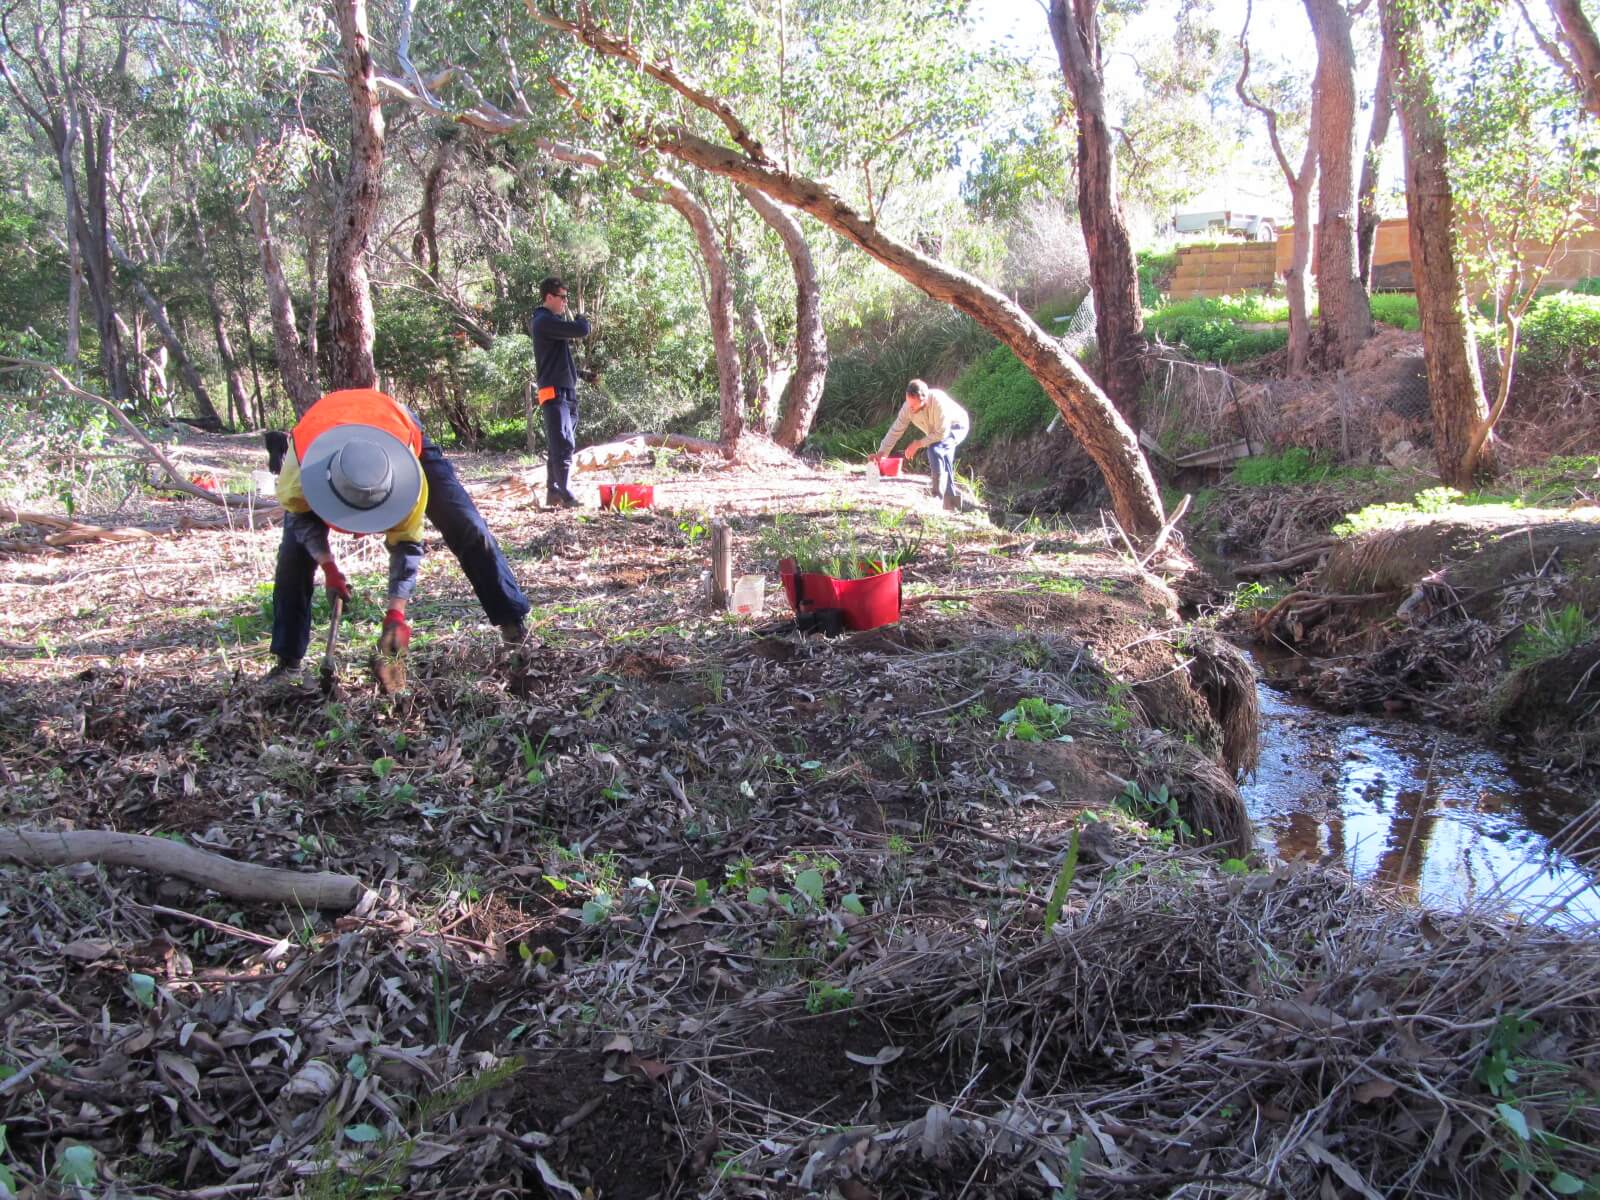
[528,276,592,509]
[269,387,531,688]
[875,378,971,512]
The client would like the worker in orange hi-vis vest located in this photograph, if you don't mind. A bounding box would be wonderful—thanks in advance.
[528,275,593,509]
[269,388,529,686]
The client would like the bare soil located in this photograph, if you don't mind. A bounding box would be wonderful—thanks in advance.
[2,433,1597,1198]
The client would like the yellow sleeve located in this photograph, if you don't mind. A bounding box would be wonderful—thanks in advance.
[275,446,312,513]
[385,477,429,547]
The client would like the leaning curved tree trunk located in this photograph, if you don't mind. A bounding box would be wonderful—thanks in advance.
[108,235,225,428]
[1380,0,1498,486]
[656,130,1164,534]
[740,187,829,450]
[1547,0,1600,121]
[1049,0,1146,429]
[326,0,385,392]
[1305,0,1372,368]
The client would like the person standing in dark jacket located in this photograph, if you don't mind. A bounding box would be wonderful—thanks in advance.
[529,276,592,508]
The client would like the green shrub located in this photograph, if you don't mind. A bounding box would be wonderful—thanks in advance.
[1569,276,1600,296]
[1510,604,1595,669]
[1517,291,1600,372]
[1143,294,1291,363]
[480,417,530,451]
[950,343,1056,447]
[1232,448,1334,487]
[1370,293,1421,330]
[1137,249,1178,308]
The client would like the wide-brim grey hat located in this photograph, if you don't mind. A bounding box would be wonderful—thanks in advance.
[299,424,423,535]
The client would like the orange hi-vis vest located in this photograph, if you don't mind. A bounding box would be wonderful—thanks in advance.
[292,389,423,464]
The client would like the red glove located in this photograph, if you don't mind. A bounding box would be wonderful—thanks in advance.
[379,609,412,656]
[321,560,352,604]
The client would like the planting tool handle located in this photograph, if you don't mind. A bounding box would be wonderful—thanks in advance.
[323,594,344,668]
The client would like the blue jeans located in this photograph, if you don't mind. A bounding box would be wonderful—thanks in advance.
[926,419,969,504]
[542,389,578,497]
[270,437,530,662]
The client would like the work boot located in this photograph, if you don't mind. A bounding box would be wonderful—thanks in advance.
[267,656,302,678]
[499,621,528,646]
[546,489,580,510]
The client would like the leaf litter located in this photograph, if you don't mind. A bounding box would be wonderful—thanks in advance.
[1,442,1597,1198]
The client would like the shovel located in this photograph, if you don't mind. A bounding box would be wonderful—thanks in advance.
[319,594,344,697]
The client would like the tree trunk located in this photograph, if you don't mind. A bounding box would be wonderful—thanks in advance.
[190,203,252,428]
[326,0,385,392]
[1549,0,1600,121]
[108,235,225,428]
[1285,141,1318,376]
[248,186,320,415]
[1049,0,1146,428]
[79,110,135,404]
[634,175,743,451]
[1304,0,1372,368]
[65,202,81,366]
[742,186,829,450]
[1380,0,1497,486]
[415,141,452,280]
[1237,9,1318,374]
[654,129,1164,534]
[1356,44,1395,289]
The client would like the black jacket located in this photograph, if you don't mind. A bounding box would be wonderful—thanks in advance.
[529,306,592,390]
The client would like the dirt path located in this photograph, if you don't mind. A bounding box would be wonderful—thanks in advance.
[2,448,1597,1198]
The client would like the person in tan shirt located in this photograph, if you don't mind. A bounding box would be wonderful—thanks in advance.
[875,378,971,511]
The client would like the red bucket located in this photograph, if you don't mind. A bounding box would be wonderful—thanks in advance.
[875,456,902,478]
[779,559,902,632]
[599,483,654,510]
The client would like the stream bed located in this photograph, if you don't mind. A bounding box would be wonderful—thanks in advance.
[1241,649,1600,928]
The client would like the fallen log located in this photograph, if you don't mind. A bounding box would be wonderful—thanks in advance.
[575,433,725,471]
[0,828,368,910]
[1,504,162,546]
[1233,538,1339,579]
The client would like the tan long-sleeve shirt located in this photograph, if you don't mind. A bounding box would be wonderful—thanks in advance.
[877,388,970,460]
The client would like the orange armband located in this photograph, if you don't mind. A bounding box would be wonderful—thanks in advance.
[537,385,557,404]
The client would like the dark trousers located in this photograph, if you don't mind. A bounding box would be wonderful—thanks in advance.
[270,437,531,662]
[542,389,578,498]
[926,419,969,504]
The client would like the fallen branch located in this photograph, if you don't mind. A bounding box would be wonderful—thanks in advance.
[0,504,162,546]
[0,828,368,910]
[0,358,281,514]
[1234,538,1339,579]
[575,433,725,471]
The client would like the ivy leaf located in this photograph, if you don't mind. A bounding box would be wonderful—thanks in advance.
[795,868,825,904]
[1549,1173,1585,1196]
[56,1144,97,1185]
[128,972,157,1008]
[344,1123,383,1144]
[1496,1102,1530,1141]
[347,1053,368,1079]
[840,893,866,916]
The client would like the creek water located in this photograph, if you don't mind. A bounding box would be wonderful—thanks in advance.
[1240,647,1600,929]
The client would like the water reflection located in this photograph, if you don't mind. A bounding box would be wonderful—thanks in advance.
[1243,677,1600,929]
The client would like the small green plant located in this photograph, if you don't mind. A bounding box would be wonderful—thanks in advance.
[1510,604,1595,669]
[1043,825,1081,935]
[1232,448,1331,487]
[997,697,1072,742]
[805,981,854,1014]
[1116,779,1192,841]
[1231,581,1285,612]
[679,516,707,545]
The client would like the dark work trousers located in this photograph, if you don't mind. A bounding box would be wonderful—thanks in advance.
[542,388,579,499]
[419,437,530,628]
[270,439,531,662]
[926,419,969,507]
